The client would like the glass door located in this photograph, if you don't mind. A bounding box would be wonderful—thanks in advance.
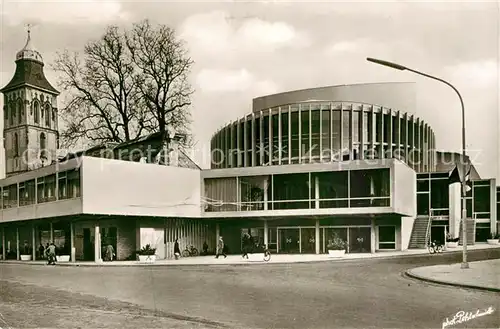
[300,228,316,254]
[278,228,300,253]
[348,227,371,253]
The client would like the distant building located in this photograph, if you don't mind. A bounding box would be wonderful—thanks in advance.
[0,31,497,262]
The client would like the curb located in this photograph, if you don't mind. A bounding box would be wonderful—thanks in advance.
[2,247,499,268]
[405,268,500,293]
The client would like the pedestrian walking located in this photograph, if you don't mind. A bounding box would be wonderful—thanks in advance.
[241,233,250,259]
[105,243,115,261]
[215,236,227,259]
[174,239,181,260]
[38,243,45,260]
[202,241,208,255]
[46,242,56,265]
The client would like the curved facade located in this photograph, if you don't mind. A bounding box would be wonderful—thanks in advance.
[210,84,436,173]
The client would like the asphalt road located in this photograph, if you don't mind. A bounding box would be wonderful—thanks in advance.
[1,249,499,329]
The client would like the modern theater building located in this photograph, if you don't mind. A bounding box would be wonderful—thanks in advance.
[0,32,497,262]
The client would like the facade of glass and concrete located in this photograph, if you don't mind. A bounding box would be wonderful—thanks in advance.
[0,33,497,262]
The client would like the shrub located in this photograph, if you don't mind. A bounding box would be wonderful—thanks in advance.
[327,233,346,250]
[136,244,156,256]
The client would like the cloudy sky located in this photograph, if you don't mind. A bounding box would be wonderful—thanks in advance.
[1,0,499,179]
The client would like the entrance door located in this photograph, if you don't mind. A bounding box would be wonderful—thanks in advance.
[83,228,93,261]
[348,227,371,253]
[300,228,316,254]
[278,228,300,253]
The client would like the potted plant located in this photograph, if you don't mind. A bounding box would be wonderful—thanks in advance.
[446,233,460,248]
[137,244,157,263]
[20,243,32,261]
[327,233,346,258]
[56,244,70,262]
[486,233,500,245]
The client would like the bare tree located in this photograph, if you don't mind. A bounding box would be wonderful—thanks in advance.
[53,21,194,149]
[126,20,194,147]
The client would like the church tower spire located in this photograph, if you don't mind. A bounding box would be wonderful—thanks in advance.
[0,27,60,176]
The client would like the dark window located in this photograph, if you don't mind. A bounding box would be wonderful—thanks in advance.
[375,113,382,142]
[392,115,398,144]
[430,179,449,210]
[417,180,429,192]
[2,184,17,208]
[332,110,341,153]
[272,173,310,209]
[34,101,40,124]
[281,112,289,164]
[417,193,429,215]
[272,113,279,164]
[378,226,396,249]
[255,117,261,165]
[383,114,390,143]
[301,105,310,161]
[262,116,269,165]
[290,110,299,162]
[473,185,490,213]
[352,111,360,144]
[45,104,51,126]
[466,199,472,218]
[13,133,19,157]
[19,180,35,206]
[342,110,351,150]
[17,99,23,124]
[321,109,330,154]
[239,176,269,211]
[350,169,390,207]
[314,171,348,208]
[311,109,321,159]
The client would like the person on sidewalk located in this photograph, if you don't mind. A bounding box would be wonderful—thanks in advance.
[38,243,45,260]
[241,233,250,259]
[174,239,181,260]
[46,242,57,265]
[215,236,227,259]
[105,243,115,261]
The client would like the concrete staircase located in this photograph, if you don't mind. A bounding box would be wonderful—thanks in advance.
[458,219,476,245]
[409,217,431,249]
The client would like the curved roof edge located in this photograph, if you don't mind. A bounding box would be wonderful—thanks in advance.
[252,82,416,116]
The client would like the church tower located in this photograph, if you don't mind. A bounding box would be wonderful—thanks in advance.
[0,29,59,177]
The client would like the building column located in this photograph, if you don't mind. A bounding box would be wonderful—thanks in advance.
[263,220,268,248]
[263,178,269,211]
[70,221,75,262]
[94,222,101,262]
[315,218,320,254]
[215,222,220,245]
[32,224,36,260]
[370,217,376,254]
[16,227,20,260]
[315,176,320,209]
[1,227,5,260]
[49,222,54,242]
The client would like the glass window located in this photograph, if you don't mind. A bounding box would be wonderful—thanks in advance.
[430,179,449,210]
[204,177,238,212]
[272,113,279,164]
[19,180,35,206]
[2,184,17,208]
[417,179,429,192]
[300,105,310,161]
[37,174,56,203]
[321,109,330,154]
[352,111,360,144]
[281,112,289,164]
[246,120,252,166]
[34,101,40,124]
[392,115,399,144]
[375,113,382,142]
[378,226,396,249]
[332,110,341,154]
[45,104,51,126]
[311,110,321,159]
[314,171,348,208]
[350,169,390,207]
[383,114,390,143]
[473,185,490,213]
[290,110,299,162]
[417,193,429,215]
[272,173,310,209]
[466,198,472,218]
[255,117,261,166]
[342,110,351,149]
[18,99,23,124]
[239,176,269,211]
[13,133,19,157]
[362,112,369,143]
[263,116,270,165]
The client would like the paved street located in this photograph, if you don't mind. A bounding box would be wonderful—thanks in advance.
[1,249,499,329]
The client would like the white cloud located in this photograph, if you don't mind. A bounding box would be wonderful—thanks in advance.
[2,0,130,25]
[196,68,279,95]
[179,10,309,58]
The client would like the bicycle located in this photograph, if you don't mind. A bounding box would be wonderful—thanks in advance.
[428,241,444,254]
[263,248,271,262]
[182,245,199,257]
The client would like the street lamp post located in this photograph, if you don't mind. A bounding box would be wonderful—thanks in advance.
[366,57,469,269]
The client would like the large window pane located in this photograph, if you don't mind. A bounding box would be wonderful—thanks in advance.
[255,118,261,166]
[315,171,348,208]
[281,112,289,164]
[378,226,396,249]
[383,114,390,143]
[240,176,269,211]
[417,193,429,215]
[342,110,351,150]
[474,185,490,213]
[301,105,310,161]
[272,113,279,165]
[430,179,449,211]
[290,109,299,162]
[246,120,252,166]
[352,111,360,144]
[332,110,341,154]
[321,109,330,156]
[3,184,17,208]
[19,179,35,206]
[311,109,321,159]
[350,169,390,207]
[263,116,269,165]
[204,178,238,212]
[272,173,310,209]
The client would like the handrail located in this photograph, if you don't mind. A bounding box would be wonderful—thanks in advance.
[425,214,433,246]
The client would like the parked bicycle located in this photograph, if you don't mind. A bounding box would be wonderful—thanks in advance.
[263,248,271,262]
[428,240,444,254]
[182,245,199,257]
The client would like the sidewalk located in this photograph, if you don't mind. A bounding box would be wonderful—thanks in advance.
[406,258,500,292]
[2,243,498,267]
